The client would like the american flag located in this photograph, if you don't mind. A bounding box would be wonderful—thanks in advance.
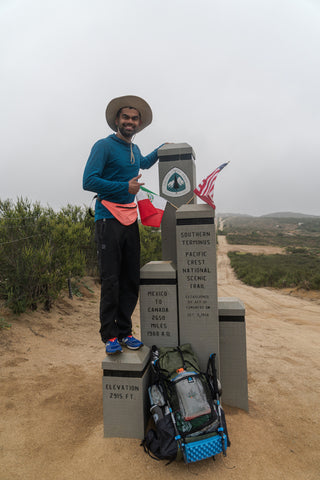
[193,162,229,209]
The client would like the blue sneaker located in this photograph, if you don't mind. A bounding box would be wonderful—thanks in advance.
[106,337,122,355]
[120,335,143,350]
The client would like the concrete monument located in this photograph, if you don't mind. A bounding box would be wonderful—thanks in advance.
[219,297,248,411]
[158,143,196,266]
[102,347,150,438]
[140,261,179,347]
[176,204,219,372]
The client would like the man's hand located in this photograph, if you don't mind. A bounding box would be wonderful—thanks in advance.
[128,174,145,194]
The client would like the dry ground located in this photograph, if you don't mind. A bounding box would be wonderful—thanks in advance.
[1,237,319,480]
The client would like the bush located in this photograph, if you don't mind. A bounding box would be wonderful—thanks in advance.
[139,223,162,267]
[0,198,93,313]
[228,251,320,290]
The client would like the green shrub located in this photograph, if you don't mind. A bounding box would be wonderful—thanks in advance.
[223,216,320,253]
[139,223,162,267]
[228,251,320,290]
[0,317,11,329]
[0,198,93,313]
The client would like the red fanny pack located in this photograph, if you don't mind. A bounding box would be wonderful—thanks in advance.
[100,199,138,226]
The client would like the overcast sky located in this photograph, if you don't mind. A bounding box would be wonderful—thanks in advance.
[1,0,319,216]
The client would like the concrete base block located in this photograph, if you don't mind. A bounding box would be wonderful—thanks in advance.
[140,261,179,348]
[102,346,150,439]
[218,298,249,412]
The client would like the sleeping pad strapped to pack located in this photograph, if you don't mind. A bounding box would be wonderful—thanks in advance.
[141,344,230,464]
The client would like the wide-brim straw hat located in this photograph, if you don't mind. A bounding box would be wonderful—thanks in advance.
[105,95,153,133]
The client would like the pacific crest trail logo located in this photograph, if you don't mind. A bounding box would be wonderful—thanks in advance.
[162,168,191,197]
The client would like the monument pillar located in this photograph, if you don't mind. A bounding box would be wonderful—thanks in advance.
[219,297,249,411]
[140,261,179,348]
[101,347,151,438]
[176,204,219,372]
[158,143,196,266]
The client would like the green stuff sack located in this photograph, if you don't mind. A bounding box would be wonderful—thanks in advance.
[157,344,202,380]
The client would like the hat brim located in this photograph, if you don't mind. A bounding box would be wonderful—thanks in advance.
[105,95,153,133]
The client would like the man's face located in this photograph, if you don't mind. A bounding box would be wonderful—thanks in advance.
[115,107,141,138]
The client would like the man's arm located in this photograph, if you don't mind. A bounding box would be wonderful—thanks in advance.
[139,145,165,170]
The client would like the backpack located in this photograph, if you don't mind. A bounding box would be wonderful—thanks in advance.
[141,344,230,464]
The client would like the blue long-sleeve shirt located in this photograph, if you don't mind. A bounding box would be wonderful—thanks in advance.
[83,134,161,221]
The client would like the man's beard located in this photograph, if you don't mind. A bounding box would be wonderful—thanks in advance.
[118,124,136,138]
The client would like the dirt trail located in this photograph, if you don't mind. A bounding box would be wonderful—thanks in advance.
[1,240,319,480]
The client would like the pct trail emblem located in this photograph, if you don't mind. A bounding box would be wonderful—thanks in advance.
[162,168,191,197]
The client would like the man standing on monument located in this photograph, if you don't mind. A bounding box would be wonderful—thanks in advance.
[83,95,164,355]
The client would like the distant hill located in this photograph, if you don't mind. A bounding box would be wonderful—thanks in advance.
[261,212,320,219]
[217,212,253,218]
[218,212,319,219]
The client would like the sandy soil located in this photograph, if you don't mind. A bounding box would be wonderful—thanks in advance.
[1,237,320,480]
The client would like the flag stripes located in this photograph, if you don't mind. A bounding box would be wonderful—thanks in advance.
[193,162,229,210]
